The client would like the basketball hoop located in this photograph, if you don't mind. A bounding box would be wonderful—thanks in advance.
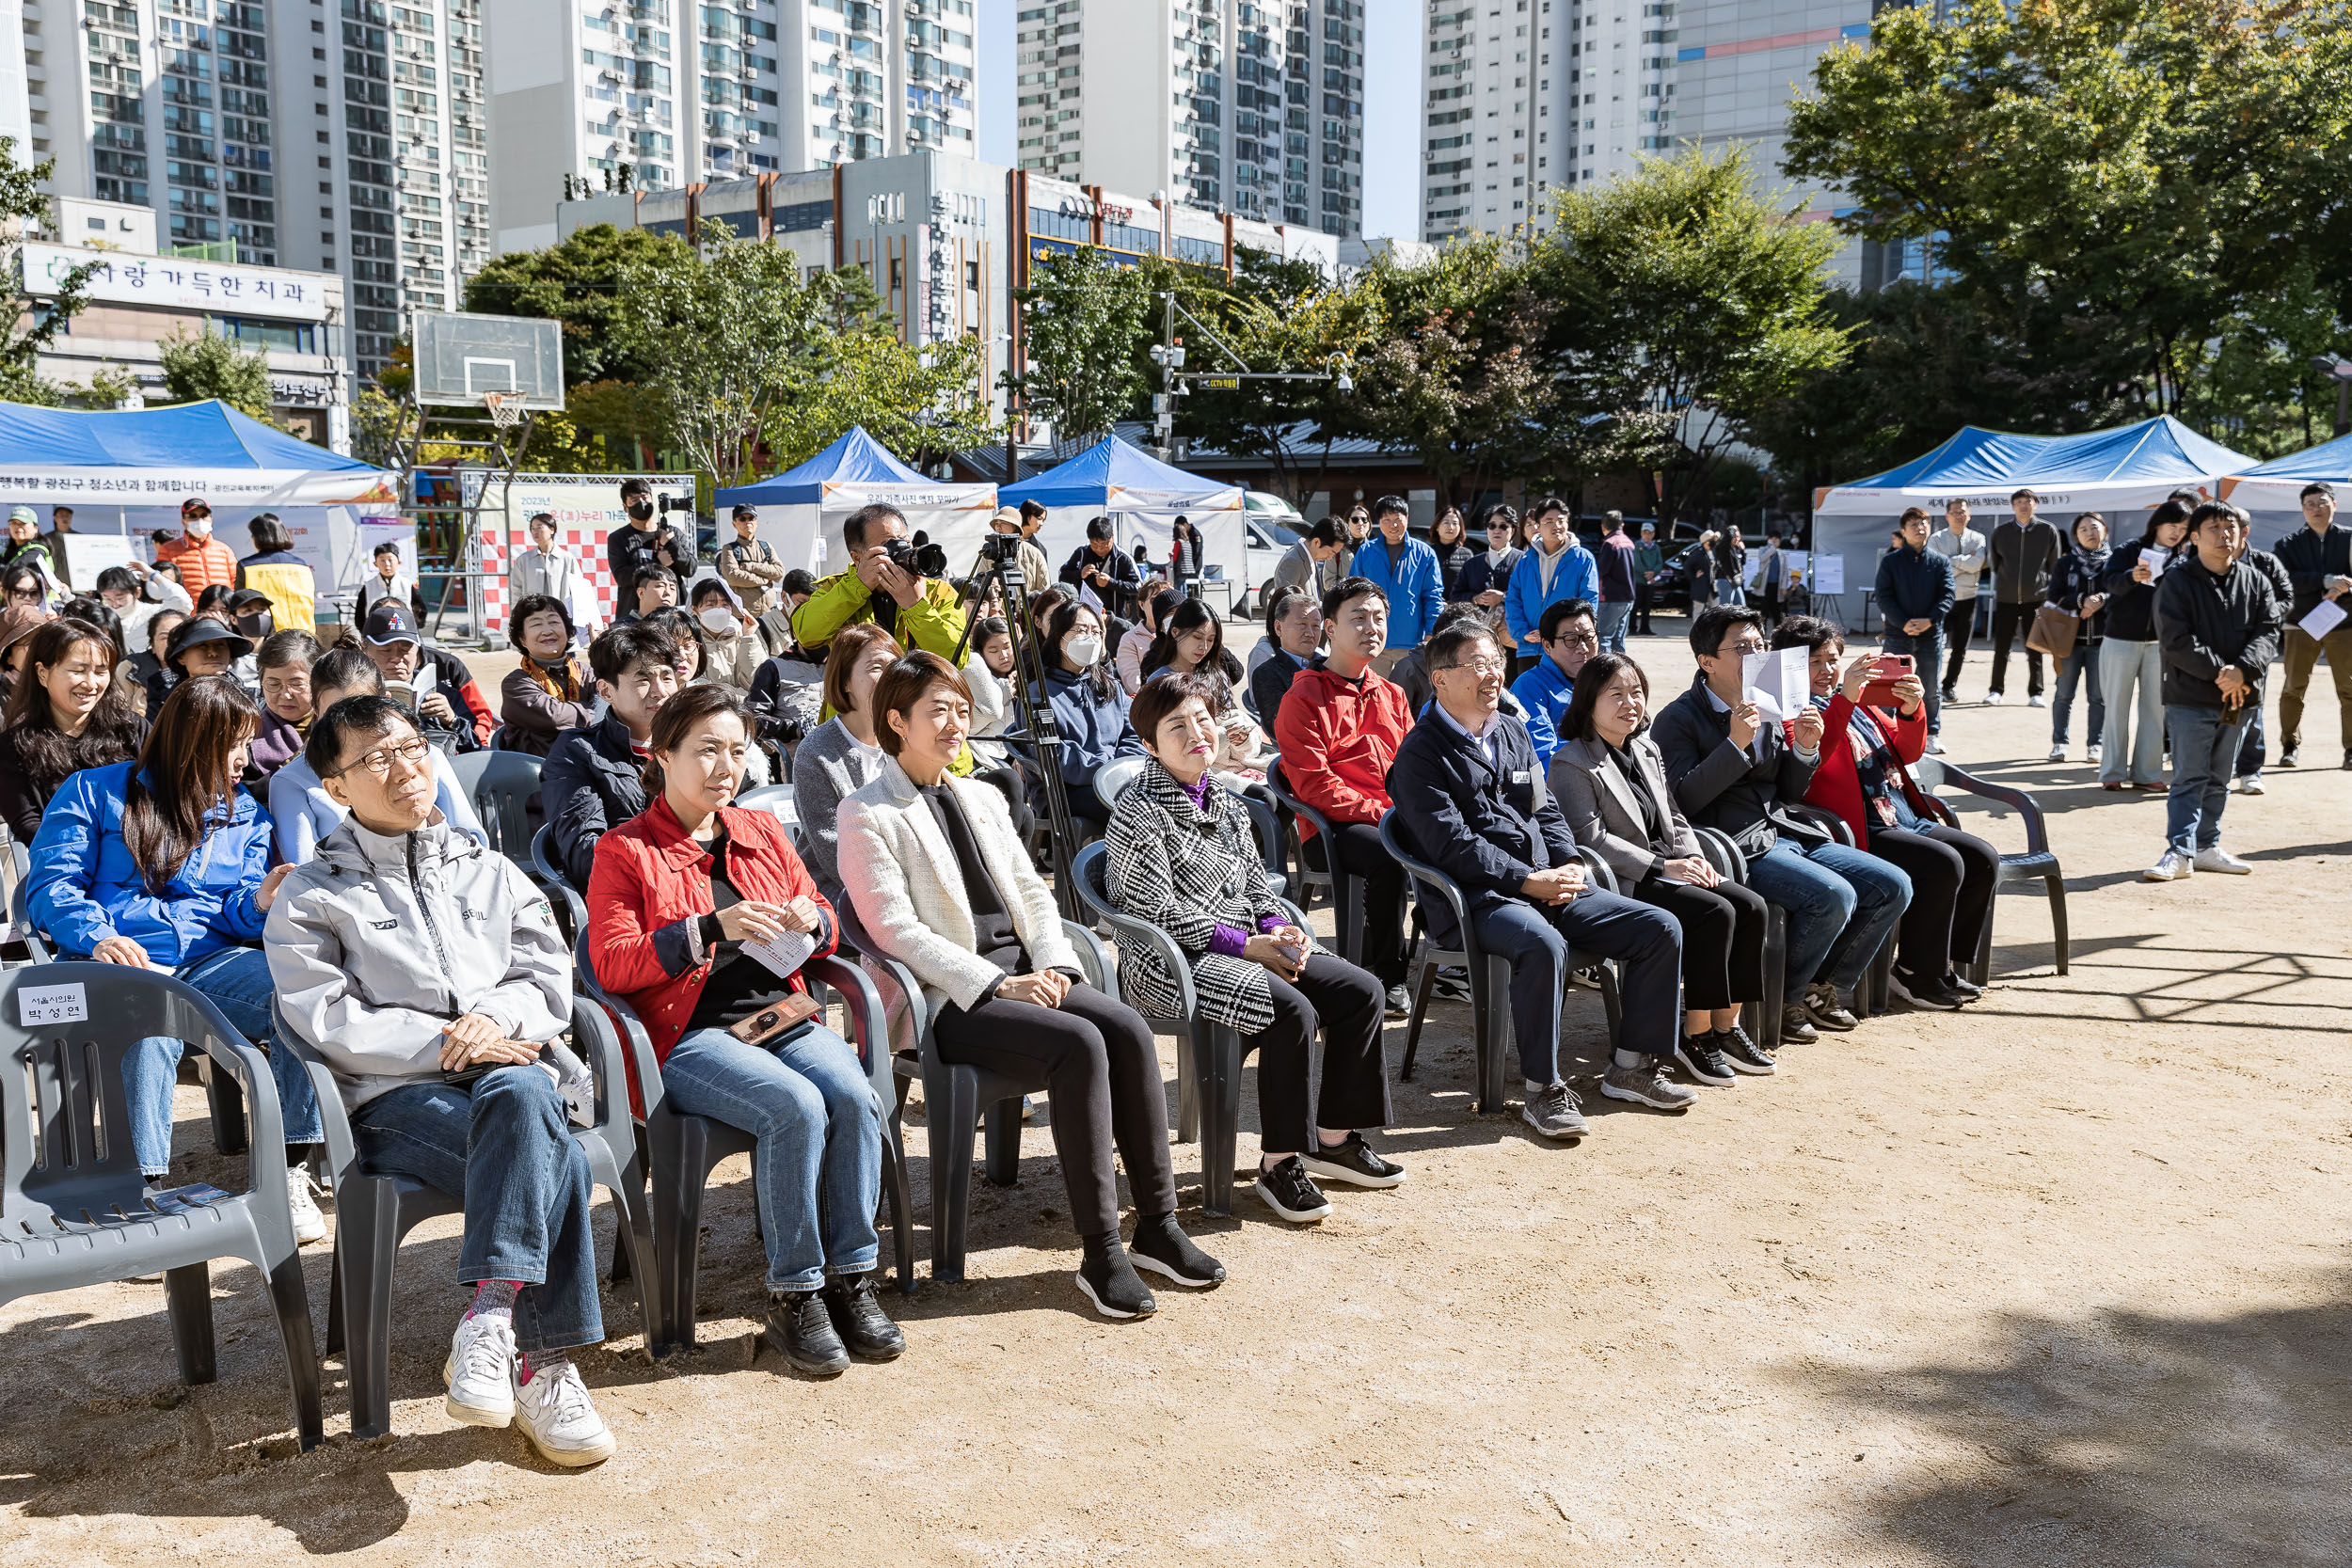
[483,390,526,431]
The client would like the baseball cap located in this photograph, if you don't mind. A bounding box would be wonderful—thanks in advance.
[362,600,420,645]
[226,587,274,612]
[6,506,35,527]
[181,497,211,517]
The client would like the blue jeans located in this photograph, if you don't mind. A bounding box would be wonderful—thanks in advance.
[1716,581,1747,608]
[124,945,325,1177]
[1881,627,1945,736]
[1596,599,1632,654]
[2051,644,2106,749]
[660,1023,881,1291]
[1748,839,1913,996]
[1468,888,1681,1084]
[2163,704,2249,853]
[2234,703,2265,779]
[351,1067,604,1354]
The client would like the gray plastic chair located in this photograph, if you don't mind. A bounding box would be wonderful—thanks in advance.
[1914,754,2067,982]
[1380,813,1622,1114]
[1070,842,1333,1217]
[275,995,656,1439]
[1265,759,1375,968]
[0,964,322,1450]
[1090,754,1148,813]
[1688,827,1789,1050]
[834,900,1112,1284]
[463,750,545,868]
[571,927,913,1356]
[732,783,800,832]
[529,824,587,943]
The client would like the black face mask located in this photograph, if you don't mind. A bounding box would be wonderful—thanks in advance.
[627,500,654,522]
[236,613,272,639]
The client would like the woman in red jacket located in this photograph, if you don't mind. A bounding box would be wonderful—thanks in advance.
[1772,614,1998,1013]
[586,682,903,1376]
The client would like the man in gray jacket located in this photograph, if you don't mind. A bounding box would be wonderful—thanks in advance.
[1987,487,2062,705]
[265,695,616,1469]
[1927,498,1987,703]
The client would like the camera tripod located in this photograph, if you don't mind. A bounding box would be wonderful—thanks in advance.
[951,540,1085,919]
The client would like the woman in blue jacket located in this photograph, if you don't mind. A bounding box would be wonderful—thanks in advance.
[27,675,326,1239]
[1040,598,1144,829]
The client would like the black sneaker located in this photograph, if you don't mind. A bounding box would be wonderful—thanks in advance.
[1718,1025,1777,1075]
[1431,967,1471,1003]
[763,1289,850,1375]
[1253,1155,1334,1223]
[820,1273,906,1361]
[1383,984,1410,1020]
[1803,982,1859,1032]
[1943,972,1983,1002]
[1128,1213,1226,1287]
[1075,1242,1157,1319]
[1300,1131,1406,1188]
[1779,1006,1820,1045]
[1889,966,1962,1011]
[2342,748,2351,771]
[1675,1032,1738,1085]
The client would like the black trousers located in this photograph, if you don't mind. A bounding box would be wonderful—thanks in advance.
[1629,872,1769,1012]
[1988,600,2044,696]
[1246,952,1390,1155]
[1632,578,1655,634]
[1940,598,1977,693]
[931,981,1175,1237]
[1306,820,1409,985]
[1867,823,2000,978]
[1757,585,1783,631]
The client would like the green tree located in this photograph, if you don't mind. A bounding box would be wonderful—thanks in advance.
[350,387,410,469]
[1008,247,1154,446]
[158,326,276,422]
[1534,145,1850,525]
[1782,0,2352,420]
[767,326,999,471]
[462,222,696,388]
[0,136,95,407]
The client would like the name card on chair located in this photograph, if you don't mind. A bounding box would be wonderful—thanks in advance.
[19,983,88,1025]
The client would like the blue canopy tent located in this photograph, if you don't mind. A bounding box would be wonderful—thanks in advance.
[1809,416,2254,623]
[0,398,397,592]
[1000,436,1244,604]
[2221,431,2352,546]
[714,426,995,577]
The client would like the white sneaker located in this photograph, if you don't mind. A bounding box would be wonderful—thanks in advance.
[1985,691,2005,706]
[2088,743,2103,765]
[2238,774,2265,796]
[2045,746,2067,763]
[285,1168,327,1244]
[2027,694,2047,708]
[2142,848,2195,882]
[444,1311,517,1428]
[2193,846,2252,875]
[1926,736,1947,755]
[514,1359,616,1466]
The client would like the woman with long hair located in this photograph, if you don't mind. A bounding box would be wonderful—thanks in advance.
[501,593,595,757]
[1140,597,1271,786]
[589,683,900,1373]
[788,621,902,911]
[0,617,150,842]
[24,675,326,1237]
[1428,506,1473,601]
[839,651,1226,1317]
[2095,499,2192,790]
[1040,598,1144,828]
[1168,517,1203,597]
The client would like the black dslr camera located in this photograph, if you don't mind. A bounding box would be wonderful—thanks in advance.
[883,535,948,578]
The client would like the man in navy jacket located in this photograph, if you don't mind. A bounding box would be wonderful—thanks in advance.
[1386,621,1690,1136]
[1874,506,1958,750]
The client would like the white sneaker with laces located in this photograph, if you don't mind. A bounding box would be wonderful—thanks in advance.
[2142,848,2195,882]
[284,1168,327,1245]
[1985,691,2005,706]
[2045,746,2067,763]
[514,1359,616,1466]
[2237,774,2265,796]
[2088,742,2103,765]
[1926,736,1947,755]
[444,1311,517,1428]
[2028,694,2047,708]
[2193,846,2252,875]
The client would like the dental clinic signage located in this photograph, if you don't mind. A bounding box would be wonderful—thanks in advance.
[18,242,333,323]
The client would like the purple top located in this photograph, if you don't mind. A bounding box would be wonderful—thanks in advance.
[1184,771,1289,957]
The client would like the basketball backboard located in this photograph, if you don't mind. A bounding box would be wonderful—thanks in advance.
[411,310,565,410]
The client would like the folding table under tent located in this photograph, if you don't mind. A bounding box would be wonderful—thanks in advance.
[0,398,399,596]
[1808,416,2254,626]
[714,426,997,581]
[998,436,1245,609]
[2220,431,2352,547]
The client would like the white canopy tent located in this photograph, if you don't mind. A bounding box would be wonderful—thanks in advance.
[713,428,996,579]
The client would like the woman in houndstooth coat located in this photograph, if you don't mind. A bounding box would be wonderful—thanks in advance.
[1104,671,1406,1223]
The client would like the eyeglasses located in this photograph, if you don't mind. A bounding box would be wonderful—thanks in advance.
[1724,640,1768,657]
[330,736,431,778]
[1550,630,1598,649]
[1438,657,1505,678]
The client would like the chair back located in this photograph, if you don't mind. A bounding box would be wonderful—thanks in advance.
[2,966,260,1233]
[446,748,492,799]
[1376,810,1470,947]
[7,877,49,966]
[467,751,545,863]
[1093,754,1147,812]
[571,927,666,1124]
[732,783,799,833]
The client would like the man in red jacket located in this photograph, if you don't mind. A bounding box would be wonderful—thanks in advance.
[1271,576,1414,1016]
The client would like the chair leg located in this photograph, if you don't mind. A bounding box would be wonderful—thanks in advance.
[1334,873,1363,970]
[1598,963,1623,1045]
[2044,873,2068,976]
[882,1113,916,1294]
[603,1142,660,1349]
[983,1099,1022,1187]
[164,1261,215,1386]
[1196,1022,1242,1218]
[1973,887,1997,988]
[1868,937,1896,1017]
[195,1056,247,1157]
[1173,1024,1199,1144]
[929,1070,981,1284]
[658,1117,715,1356]
[258,1246,325,1451]
[1399,937,1435,1081]
[1760,910,1787,1052]
[1479,954,1512,1116]
[324,1243,345,1357]
[343,1181,403,1440]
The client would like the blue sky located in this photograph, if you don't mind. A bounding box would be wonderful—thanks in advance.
[977,0,1420,241]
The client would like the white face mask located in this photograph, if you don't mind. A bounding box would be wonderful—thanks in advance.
[184,518,212,538]
[698,606,737,634]
[1064,635,1104,668]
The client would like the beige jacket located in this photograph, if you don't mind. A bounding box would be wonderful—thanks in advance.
[838,756,1077,1032]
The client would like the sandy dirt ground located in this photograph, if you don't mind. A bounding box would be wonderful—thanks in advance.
[5,623,2349,1566]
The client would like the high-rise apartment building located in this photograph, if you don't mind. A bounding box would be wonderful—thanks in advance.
[1014,0,1363,239]
[487,0,980,256]
[1422,0,1677,242]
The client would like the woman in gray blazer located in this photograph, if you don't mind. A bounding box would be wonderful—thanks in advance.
[788,622,900,910]
[1549,652,1773,1078]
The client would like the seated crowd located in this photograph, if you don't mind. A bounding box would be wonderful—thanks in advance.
[2,499,2013,1476]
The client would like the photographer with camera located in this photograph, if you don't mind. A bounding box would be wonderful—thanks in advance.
[606,478,693,595]
[1058,516,1143,621]
[789,502,968,671]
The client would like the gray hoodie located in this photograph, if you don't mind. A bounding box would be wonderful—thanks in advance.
[264,814,578,1112]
